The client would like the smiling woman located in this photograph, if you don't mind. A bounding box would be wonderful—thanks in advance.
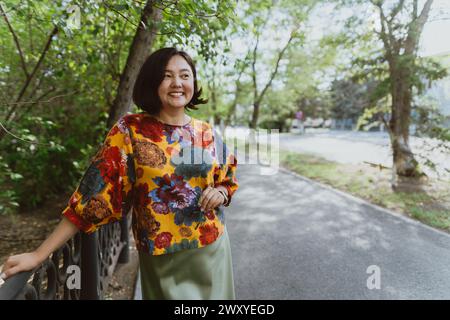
[133,47,208,117]
[157,56,195,111]
[1,47,239,301]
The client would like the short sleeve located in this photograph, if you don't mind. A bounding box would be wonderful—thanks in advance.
[62,117,135,233]
[212,130,239,207]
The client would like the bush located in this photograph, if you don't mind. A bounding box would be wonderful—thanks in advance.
[0,155,21,215]
[1,113,106,211]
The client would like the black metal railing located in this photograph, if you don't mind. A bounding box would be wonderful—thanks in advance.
[0,216,131,300]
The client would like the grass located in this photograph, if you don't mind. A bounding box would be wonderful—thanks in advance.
[410,207,450,230]
[232,138,450,232]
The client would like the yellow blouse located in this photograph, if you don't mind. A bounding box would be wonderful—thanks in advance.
[62,112,238,255]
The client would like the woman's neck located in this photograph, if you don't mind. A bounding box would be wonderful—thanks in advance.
[156,109,190,126]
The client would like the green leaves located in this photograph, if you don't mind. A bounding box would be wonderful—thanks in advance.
[0,155,21,215]
[155,0,236,60]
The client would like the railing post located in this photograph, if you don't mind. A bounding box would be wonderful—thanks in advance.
[80,232,100,300]
[118,216,130,264]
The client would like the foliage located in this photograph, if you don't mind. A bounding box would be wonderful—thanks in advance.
[414,101,450,141]
[153,0,237,61]
[0,0,237,214]
[0,155,21,215]
[330,78,378,122]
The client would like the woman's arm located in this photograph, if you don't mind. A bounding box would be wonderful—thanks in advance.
[0,216,79,280]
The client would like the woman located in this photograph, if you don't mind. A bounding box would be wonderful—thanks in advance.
[0,47,239,300]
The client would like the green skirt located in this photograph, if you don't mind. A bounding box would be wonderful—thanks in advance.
[138,227,236,300]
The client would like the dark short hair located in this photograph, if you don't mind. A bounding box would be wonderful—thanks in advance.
[132,47,207,115]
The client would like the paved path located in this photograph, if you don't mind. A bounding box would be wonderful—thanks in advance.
[228,163,450,299]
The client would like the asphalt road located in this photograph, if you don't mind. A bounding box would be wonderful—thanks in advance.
[227,163,450,300]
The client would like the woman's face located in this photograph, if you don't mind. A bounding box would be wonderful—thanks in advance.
[157,55,194,111]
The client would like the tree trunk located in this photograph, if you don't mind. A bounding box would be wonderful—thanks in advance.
[106,1,161,128]
[388,60,421,177]
[207,71,220,127]
[224,96,238,129]
[250,102,260,129]
[209,86,219,126]
[378,0,434,178]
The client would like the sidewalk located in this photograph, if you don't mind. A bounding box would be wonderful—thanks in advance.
[228,163,450,299]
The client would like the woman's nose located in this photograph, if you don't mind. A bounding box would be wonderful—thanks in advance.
[171,76,182,87]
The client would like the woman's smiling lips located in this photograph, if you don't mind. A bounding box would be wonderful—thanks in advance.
[169,92,184,97]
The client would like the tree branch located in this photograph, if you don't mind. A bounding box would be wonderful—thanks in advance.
[4,89,76,107]
[256,26,298,106]
[251,33,259,103]
[413,0,418,20]
[372,1,393,57]
[17,87,57,120]
[3,25,58,127]
[0,3,29,77]
[225,58,249,126]
[404,0,433,54]
[103,2,139,28]
[250,3,273,102]
[389,0,405,22]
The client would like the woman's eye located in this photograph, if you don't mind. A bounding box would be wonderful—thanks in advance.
[164,74,171,78]
[182,74,190,79]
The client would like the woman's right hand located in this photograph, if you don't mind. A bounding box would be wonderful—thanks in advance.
[1,252,42,280]
[1,216,80,282]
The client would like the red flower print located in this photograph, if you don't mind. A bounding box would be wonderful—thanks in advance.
[97,146,125,184]
[136,167,144,179]
[125,114,164,142]
[107,184,122,213]
[155,232,173,249]
[109,126,120,136]
[134,183,150,207]
[202,129,214,148]
[151,174,196,210]
[123,114,142,126]
[122,188,133,214]
[63,207,93,231]
[199,224,219,245]
[191,127,213,149]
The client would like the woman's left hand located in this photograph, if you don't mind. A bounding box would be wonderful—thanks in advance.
[198,185,225,212]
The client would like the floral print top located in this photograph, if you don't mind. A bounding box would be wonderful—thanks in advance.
[62,112,238,256]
